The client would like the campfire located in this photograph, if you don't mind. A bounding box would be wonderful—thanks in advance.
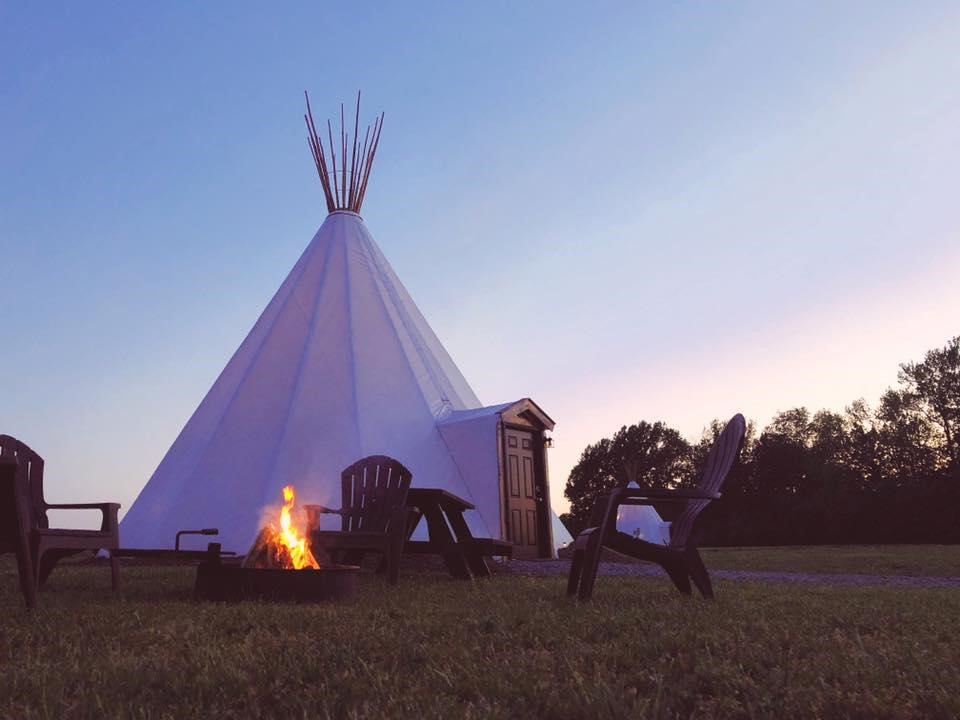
[244,485,320,570]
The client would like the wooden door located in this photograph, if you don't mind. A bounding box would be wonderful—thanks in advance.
[504,428,540,559]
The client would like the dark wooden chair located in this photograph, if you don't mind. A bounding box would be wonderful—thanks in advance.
[0,435,120,591]
[567,414,746,600]
[305,455,412,585]
[0,455,37,609]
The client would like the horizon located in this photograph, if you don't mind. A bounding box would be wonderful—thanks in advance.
[2,3,959,523]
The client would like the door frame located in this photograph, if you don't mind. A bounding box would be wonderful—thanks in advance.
[496,399,556,559]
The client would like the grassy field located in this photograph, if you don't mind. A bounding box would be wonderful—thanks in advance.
[700,544,960,577]
[2,549,960,719]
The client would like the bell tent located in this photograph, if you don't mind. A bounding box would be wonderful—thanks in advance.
[120,94,572,558]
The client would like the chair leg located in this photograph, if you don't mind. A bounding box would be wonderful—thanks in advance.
[578,529,604,601]
[35,547,54,589]
[566,545,584,597]
[15,545,37,610]
[35,548,83,589]
[110,553,120,591]
[660,554,692,596]
[602,531,698,598]
[387,537,402,586]
[685,548,714,599]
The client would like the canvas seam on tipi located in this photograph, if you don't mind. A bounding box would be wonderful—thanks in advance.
[361,227,480,412]
[353,229,491,531]
[361,233,457,415]
[378,251,479,411]
[356,232,446,416]
[343,224,364,448]
[255,229,338,514]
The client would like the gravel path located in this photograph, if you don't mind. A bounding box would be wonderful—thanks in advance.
[503,559,960,588]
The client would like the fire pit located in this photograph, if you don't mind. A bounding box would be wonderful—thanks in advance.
[193,545,359,602]
[193,484,360,603]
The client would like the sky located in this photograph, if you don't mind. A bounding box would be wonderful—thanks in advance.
[2,2,959,528]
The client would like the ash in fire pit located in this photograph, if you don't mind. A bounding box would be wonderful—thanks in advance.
[194,485,359,603]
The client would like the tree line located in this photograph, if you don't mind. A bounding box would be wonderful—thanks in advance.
[560,335,960,545]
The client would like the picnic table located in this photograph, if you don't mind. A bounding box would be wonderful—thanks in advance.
[403,488,512,579]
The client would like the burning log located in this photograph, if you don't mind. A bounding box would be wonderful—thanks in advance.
[243,527,293,569]
[242,485,320,570]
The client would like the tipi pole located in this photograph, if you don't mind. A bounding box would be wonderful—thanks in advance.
[304,91,383,214]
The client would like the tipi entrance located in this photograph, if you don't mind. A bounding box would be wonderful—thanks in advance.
[499,401,554,559]
[504,428,539,559]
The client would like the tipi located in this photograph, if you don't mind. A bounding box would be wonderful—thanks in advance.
[120,93,573,557]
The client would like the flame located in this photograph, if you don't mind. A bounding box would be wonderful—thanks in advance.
[273,484,319,569]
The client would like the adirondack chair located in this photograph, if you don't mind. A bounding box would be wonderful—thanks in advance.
[0,455,37,609]
[305,455,412,585]
[567,414,746,600]
[0,435,120,590]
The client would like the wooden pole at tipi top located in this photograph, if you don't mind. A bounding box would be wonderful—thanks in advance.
[304,90,384,214]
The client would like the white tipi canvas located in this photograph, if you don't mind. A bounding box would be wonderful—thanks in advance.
[122,211,476,549]
[121,96,571,555]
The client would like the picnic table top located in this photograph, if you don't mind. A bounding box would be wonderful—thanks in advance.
[406,487,475,512]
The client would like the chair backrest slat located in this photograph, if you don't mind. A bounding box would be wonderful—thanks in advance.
[0,435,47,529]
[588,491,614,527]
[340,455,412,533]
[669,414,746,549]
[1,457,23,551]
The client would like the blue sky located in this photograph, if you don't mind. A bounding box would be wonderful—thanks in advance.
[2,2,959,522]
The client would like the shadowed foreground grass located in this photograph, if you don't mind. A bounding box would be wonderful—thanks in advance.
[2,558,960,719]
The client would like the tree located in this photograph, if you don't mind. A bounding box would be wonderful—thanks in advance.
[843,399,883,492]
[809,410,847,464]
[561,439,615,536]
[875,387,942,486]
[562,421,691,535]
[710,408,852,544]
[768,407,813,447]
[561,336,960,545]
[897,335,960,469]
[608,421,692,489]
[691,417,756,545]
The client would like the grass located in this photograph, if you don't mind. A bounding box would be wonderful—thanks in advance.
[2,551,960,719]
[700,544,960,577]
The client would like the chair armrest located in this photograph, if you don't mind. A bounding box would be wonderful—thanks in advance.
[45,502,120,533]
[303,504,344,515]
[303,504,346,533]
[612,488,721,502]
[45,502,121,510]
